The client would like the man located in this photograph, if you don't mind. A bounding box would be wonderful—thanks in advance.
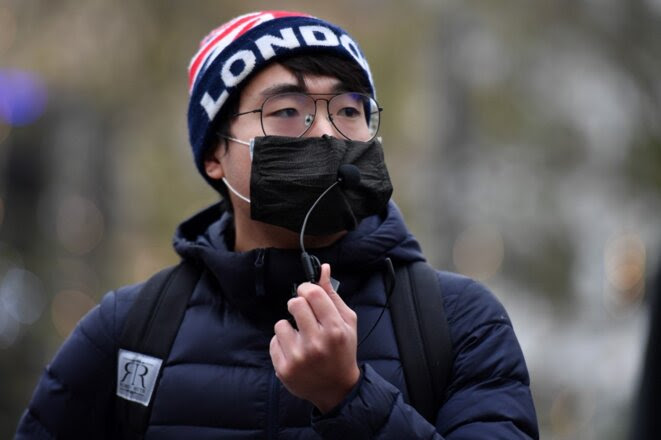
[17,11,539,438]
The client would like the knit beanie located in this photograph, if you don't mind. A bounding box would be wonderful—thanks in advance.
[187,11,376,185]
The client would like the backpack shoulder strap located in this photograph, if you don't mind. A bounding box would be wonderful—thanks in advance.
[389,261,453,424]
[115,260,201,439]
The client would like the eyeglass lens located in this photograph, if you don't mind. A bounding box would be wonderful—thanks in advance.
[260,93,380,141]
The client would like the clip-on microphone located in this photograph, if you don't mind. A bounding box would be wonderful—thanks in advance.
[299,163,361,284]
[296,162,394,348]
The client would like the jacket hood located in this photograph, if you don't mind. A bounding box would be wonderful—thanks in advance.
[172,200,424,324]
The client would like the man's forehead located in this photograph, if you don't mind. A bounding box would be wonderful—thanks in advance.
[241,64,345,100]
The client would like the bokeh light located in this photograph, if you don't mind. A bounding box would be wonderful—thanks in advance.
[0,265,46,350]
[604,232,646,314]
[51,290,96,339]
[549,387,597,440]
[0,69,48,126]
[55,195,105,256]
[0,304,19,349]
[452,224,505,281]
[0,268,46,325]
[549,388,580,439]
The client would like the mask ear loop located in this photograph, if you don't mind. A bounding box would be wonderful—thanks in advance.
[220,134,255,160]
[221,177,251,204]
[216,134,254,203]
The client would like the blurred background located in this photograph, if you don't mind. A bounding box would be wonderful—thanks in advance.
[1,0,659,438]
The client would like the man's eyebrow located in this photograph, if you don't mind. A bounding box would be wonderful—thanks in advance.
[259,82,354,97]
[260,83,305,97]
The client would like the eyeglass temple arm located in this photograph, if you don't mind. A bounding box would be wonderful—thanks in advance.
[232,108,262,118]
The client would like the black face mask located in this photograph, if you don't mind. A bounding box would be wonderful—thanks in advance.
[248,135,393,236]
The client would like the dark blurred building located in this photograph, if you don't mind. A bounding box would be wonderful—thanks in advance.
[632,259,661,439]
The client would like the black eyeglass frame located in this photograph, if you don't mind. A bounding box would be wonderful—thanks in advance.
[231,92,383,142]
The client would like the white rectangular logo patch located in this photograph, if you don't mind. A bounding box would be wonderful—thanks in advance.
[116,349,163,406]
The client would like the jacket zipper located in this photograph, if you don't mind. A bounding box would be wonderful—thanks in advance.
[255,249,266,297]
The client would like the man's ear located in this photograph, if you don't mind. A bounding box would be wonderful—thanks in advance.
[204,142,225,180]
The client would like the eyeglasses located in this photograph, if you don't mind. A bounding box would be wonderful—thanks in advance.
[232,92,382,142]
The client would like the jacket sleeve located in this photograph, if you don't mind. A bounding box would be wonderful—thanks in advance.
[15,285,138,439]
[312,276,539,439]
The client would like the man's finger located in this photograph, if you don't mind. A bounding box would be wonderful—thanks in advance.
[317,263,335,294]
[318,264,356,325]
[269,334,284,365]
[298,280,341,328]
[288,296,319,335]
[273,318,299,358]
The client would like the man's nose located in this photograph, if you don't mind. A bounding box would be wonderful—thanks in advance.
[305,101,341,138]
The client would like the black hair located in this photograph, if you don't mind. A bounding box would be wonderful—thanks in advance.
[207,53,372,210]
[278,52,372,95]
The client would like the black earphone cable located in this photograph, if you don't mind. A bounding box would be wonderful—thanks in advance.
[357,258,396,348]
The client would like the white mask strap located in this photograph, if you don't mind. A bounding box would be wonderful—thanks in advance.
[222,135,250,146]
[221,177,251,204]
[221,135,255,160]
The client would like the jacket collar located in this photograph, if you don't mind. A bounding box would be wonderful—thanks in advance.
[173,200,424,324]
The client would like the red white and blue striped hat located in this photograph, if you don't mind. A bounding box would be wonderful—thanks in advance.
[187,11,375,181]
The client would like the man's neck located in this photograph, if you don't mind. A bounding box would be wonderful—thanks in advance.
[232,211,346,252]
